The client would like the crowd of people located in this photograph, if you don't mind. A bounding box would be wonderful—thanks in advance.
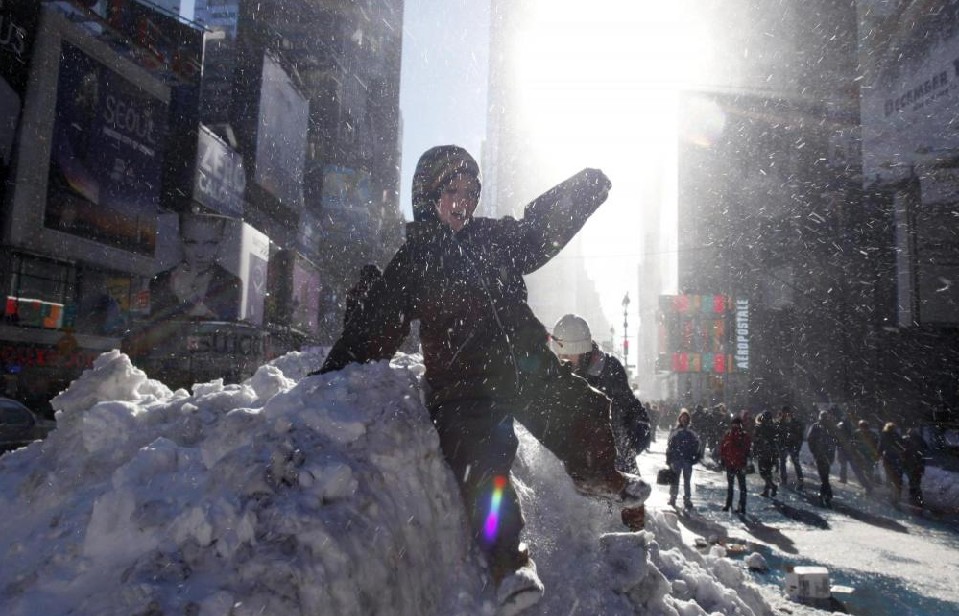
[651,402,931,515]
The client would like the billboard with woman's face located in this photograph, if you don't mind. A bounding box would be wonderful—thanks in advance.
[150,213,269,326]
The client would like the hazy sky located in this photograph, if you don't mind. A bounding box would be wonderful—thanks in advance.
[398,0,490,220]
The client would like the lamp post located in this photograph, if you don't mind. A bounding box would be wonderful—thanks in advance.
[622,292,630,374]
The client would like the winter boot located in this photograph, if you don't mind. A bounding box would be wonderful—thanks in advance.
[668,496,677,507]
[683,498,693,511]
[771,483,778,498]
[496,557,544,616]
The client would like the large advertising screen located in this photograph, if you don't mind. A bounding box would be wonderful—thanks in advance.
[657,294,740,374]
[193,124,245,217]
[150,213,269,325]
[45,41,168,255]
[254,54,308,211]
[291,255,321,335]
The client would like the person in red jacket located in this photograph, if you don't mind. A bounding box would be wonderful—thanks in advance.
[719,416,753,514]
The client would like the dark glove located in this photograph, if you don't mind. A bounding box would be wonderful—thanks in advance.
[568,168,611,216]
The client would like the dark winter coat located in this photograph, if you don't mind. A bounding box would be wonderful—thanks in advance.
[854,427,880,463]
[719,426,752,471]
[807,421,837,464]
[752,421,780,458]
[901,430,927,476]
[878,430,904,466]
[575,345,651,451]
[666,426,702,466]
[777,416,805,452]
[320,169,610,410]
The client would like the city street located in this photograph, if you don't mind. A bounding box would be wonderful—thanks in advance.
[637,435,959,615]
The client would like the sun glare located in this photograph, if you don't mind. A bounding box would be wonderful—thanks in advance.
[510,1,703,346]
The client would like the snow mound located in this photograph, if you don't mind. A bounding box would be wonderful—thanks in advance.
[0,350,777,615]
[0,353,480,616]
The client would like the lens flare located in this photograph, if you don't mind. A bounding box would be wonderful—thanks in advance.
[483,475,508,543]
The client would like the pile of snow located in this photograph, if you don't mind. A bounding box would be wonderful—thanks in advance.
[0,350,782,615]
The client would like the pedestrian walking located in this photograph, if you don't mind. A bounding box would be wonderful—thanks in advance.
[719,416,752,514]
[806,411,838,507]
[777,406,805,491]
[901,427,928,508]
[666,408,702,510]
[853,419,881,488]
[878,422,906,506]
[753,410,779,497]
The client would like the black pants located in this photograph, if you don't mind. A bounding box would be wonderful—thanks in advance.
[756,452,778,495]
[882,457,904,504]
[725,469,747,511]
[432,400,524,574]
[815,457,833,503]
[431,366,618,577]
[779,447,803,484]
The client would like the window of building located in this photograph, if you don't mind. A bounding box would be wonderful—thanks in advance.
[7,253,74,305]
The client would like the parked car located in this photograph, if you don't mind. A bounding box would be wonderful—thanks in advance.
[0,397,56,454]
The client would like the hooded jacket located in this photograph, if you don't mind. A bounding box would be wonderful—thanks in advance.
[320,146,611,408]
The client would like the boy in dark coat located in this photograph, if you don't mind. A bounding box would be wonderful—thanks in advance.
[550,313,652,474]
[806,411,838,507]
[317,145,649,612]
[719,416,752,514]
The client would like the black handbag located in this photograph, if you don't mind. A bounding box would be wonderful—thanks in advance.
[657,467,677,485]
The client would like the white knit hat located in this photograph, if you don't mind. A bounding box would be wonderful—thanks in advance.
[550,314,593,355]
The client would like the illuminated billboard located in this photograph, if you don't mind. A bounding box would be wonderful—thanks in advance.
[291,255,321,335]
[5,9,170,276]
[254,53,308,210]
[45,41,167,255]
[657,294,743,374]
[150,213,269,325]
[193,124,245,217]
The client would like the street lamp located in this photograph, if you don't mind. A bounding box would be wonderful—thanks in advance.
[622,292,630,373]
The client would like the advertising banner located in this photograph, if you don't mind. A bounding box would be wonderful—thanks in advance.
[861,6,959,181]
[254,53,308,211]
[45,41,168,255]
[658,294,737,374]
[321,164,373,210]
[236,221,270,326]
[291,255,320,335]
[150,213,243,322]
[149,214,269,326]
[193,124,245,217]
